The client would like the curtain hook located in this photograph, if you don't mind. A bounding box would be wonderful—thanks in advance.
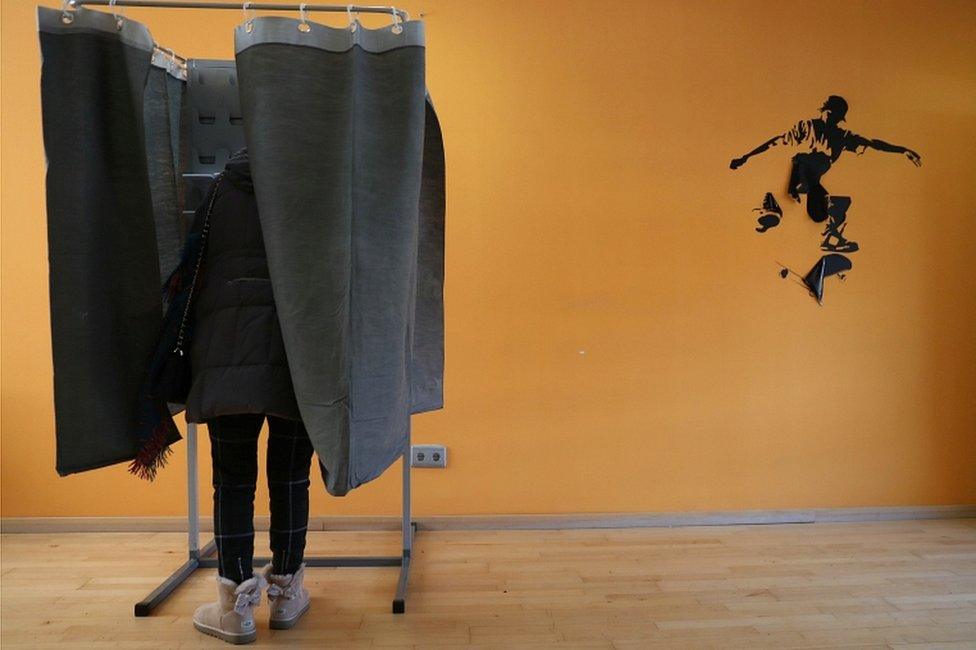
[109,0,125,30]
[242,1,255,33]
[154,44,182,77]
[390,6,403,34]
[347,5,358,32]
[297,3,310,32]
[60,0,76,24]
[162,45,179,66]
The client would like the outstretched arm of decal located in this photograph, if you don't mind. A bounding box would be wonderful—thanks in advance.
[847,134,922,166]
[730,133,787,170]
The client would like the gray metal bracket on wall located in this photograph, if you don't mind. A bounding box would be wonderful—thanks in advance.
[134,420,417,616]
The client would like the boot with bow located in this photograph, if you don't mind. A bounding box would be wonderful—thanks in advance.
[192,573,265,644]
[263,563,310,629]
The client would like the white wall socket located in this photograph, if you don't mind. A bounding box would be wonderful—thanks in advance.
[411,444,447,468]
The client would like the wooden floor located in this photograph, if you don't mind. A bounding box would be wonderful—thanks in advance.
[1,519,975,648]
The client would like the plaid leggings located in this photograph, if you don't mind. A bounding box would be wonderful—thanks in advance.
[208,414,314,583]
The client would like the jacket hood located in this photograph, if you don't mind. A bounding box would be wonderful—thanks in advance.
[224,148,253,193]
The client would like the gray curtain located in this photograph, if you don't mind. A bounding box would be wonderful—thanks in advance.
[144,64,188,284]
[38,7,186,475]
[413,98,446,415]
[235,17,443,496]
[38,9,443,491]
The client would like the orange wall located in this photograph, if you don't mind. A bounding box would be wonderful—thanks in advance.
[2,0,975,518]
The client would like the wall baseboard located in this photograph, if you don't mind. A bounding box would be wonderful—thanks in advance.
[1,505,973,534]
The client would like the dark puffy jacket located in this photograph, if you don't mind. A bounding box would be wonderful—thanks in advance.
[184,150,300,423]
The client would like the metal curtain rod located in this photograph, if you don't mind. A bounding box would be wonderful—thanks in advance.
[67,0,410,21]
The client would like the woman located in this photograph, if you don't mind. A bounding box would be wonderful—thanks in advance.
[137,149,312,644]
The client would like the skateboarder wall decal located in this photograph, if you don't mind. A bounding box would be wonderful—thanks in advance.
[730,95,921,304]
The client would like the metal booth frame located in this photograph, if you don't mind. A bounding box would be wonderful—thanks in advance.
[135,420,416,616]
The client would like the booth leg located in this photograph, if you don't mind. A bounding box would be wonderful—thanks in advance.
[134,557,200,617]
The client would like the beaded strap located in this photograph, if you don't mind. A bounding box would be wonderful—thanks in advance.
[173,174,222,356]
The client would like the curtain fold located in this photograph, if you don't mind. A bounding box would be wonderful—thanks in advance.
[38,7,185,475]
[39,6,158,475]
[144,64,188,283]
[412,97,446,415]
[235,17,440,496]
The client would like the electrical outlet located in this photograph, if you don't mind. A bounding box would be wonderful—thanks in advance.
[411,444,447,468]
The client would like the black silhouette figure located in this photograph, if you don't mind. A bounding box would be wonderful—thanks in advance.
[754,192,783,233]
[730,96,921,254]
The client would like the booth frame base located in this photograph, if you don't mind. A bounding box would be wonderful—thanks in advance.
[133,421,416,616]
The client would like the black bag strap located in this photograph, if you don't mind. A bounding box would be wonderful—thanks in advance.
[173,174,222,356]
